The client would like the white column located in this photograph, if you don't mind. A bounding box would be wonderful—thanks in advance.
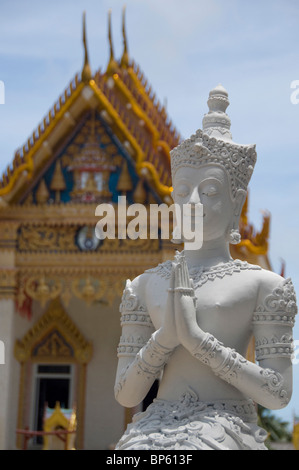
[0,298,15,449]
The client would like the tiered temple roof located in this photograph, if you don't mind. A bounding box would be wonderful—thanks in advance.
[0,8,271,266]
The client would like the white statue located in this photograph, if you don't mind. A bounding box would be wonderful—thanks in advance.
[114,85,297,450]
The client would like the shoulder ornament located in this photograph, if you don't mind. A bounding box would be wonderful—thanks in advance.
[119,279,153,327]
[253,278,297,327]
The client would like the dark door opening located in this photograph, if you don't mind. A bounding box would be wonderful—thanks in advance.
[34,365,72,444]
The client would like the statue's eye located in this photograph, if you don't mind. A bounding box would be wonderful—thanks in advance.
[176,184,190,198]
[203,186,218,197]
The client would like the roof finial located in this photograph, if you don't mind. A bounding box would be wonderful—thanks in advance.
[108,10,114,62]
[81,11,92,82]
[120,5,129,68]
[106,10,119,75]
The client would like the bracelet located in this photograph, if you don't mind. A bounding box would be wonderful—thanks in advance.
[133,332,173,379]
[192,333,247,384]
[168,287,194,295]
[191,333,222,365]
[213,348,246,384]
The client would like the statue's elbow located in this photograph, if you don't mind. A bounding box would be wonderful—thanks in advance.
[114,385,139,408]
[263,387,293,411]
[114,385,125,407]
[115,391,127,408]
[115,394,139,409]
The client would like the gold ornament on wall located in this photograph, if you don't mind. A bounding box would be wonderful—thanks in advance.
[133,178,147,204]
[50,160,66,203]
[18,225,77,252]
[35,178,50,204]
[117,160,133,196]
[18,272,127,308]
[24,276,62,308]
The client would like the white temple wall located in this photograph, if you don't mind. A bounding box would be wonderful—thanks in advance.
[64,296,124,450]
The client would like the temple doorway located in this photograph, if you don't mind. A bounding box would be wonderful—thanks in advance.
[33,364,74,442]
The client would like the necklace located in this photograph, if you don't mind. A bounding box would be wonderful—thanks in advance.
[145,256,261,290]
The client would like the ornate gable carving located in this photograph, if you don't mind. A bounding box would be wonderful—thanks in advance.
[14,297,92,364]
[33,329,74,359]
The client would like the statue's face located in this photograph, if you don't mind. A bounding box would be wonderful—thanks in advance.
[172,165,234,243]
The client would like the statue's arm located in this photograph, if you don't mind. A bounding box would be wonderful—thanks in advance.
[174,258,297,410]
[250,274,296,408]
[114,276,173,408]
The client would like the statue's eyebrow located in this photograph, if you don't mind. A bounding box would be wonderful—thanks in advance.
[199,177,223,187]
[174,178,190,185]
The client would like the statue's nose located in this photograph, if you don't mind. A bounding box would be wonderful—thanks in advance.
[188,188,202,205]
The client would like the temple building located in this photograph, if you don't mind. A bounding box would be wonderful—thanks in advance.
[0,10,271,450]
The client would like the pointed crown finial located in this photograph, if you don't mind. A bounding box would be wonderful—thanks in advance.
[202,84,231,141]
[81,11,92,82]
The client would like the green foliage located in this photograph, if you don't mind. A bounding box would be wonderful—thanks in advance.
[258,406,292,447]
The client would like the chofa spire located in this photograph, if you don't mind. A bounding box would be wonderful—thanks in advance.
[106,10,119,75]
[81,11,92,82]
[120,6,129,68]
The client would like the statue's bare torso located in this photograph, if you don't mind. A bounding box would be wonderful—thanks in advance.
[140,261,283,402]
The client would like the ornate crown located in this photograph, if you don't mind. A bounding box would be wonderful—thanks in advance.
[170,85,257,200]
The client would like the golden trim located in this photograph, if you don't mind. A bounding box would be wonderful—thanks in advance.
[77,364,87,449]
[113,74,160,141]
[127,67,159,115]
[113,72,173,166]
[111,73,172,197]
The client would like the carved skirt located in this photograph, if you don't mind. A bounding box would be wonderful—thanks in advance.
[115,392,268,450]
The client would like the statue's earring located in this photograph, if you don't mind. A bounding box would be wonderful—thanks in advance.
[228,229,241,245]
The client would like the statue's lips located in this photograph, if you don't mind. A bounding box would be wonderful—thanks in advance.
[184,211,205,218]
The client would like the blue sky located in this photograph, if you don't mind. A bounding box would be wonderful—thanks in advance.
[0,0,299,429]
